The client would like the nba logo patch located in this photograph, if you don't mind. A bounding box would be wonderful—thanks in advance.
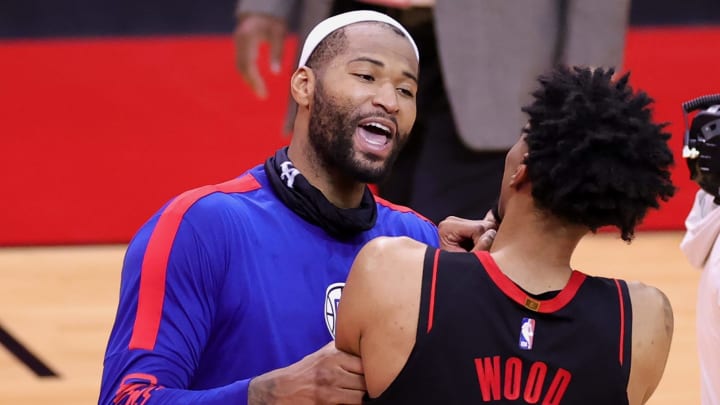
[519,318,535,350]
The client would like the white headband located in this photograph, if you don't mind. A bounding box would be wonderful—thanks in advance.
[297,10,420,68]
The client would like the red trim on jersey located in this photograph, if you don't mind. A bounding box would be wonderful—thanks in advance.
[128,174,261,350]
[473,251,586,313]
[614,279,625,366]
[374,195,435,225]
[427,248,441,333]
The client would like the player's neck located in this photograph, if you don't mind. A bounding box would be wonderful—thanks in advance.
[287,141,366,209]
[489,204,586,294]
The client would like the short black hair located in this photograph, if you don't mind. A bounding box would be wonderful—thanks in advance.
[305,22,407,71]
[306,27,348,70]
[522,66,676,242]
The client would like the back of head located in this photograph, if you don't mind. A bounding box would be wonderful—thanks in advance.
[521,66,676,241]
[681,95,720,204]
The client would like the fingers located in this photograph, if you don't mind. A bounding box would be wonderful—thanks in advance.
[321,342,364,375]
[318,346,366,404]
[335,368,366,391]
[233,14,287,99]
[243,51,268,98]
[338,354,363,376]
[438,216,497,252]
[437,216,466,252]
[483,207,499,224]
[320,367,366,404]
[330,387,366,404]
[472,228,496,252]
[234,23,268,98]
[441,235,472,252]
[268,23,286,74]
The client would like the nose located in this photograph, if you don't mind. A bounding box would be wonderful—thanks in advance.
[372,82,400,114]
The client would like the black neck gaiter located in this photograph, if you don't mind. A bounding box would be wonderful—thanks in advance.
[264,147,378,239]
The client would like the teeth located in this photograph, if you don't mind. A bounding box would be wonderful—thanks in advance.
[366,122,391,135]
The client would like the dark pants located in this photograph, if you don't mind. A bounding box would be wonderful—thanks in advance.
[333,1,507,224]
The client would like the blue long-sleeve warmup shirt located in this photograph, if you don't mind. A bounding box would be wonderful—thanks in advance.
[99,164,439,404]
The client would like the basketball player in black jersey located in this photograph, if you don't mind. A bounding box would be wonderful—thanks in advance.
[336,66,676,404]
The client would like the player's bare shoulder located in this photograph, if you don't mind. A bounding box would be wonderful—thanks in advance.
[352,236,428,279]
[627,281,674,339]
[337,237,428,356]
[344,236,428,326]
[626,281,674,405]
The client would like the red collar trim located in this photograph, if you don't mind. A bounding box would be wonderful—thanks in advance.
[473,251,586,313]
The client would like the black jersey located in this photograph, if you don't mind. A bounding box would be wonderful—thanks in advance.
[366,248,632,404]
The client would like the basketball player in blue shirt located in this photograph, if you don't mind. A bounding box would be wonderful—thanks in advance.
[337,66,676,404]
[98,10,495,405]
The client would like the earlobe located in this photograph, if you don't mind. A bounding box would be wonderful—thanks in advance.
[290,67,315,107]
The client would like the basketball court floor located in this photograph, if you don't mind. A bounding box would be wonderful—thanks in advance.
[0,231,703,404]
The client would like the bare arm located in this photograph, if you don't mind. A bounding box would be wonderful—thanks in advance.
[336,236,427,398]
[626,281,674,405]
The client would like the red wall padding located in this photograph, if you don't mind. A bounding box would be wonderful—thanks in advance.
[1,27,718,246]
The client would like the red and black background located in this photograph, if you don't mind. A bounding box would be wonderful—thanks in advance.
[1,0,719,246]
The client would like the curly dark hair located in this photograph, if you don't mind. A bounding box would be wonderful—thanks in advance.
[522,66,676,242]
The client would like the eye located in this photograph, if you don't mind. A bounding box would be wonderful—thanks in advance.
[353,73,375,82]
[397,88,415,98]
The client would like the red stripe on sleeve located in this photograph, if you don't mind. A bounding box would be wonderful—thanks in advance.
[128,174,261,350]
[614,279,625,366]
[374,195,434,224]
[427,248,441,333]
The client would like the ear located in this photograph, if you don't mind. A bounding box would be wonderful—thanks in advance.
[290,67,316,107]
[508,153,530,188]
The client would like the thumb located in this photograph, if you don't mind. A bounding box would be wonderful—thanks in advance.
[472,229,496,252]
[234,33,268,99]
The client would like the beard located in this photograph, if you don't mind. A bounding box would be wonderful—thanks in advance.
[307,81,407,184]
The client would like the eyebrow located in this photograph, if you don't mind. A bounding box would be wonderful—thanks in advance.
[348,56,418,84]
